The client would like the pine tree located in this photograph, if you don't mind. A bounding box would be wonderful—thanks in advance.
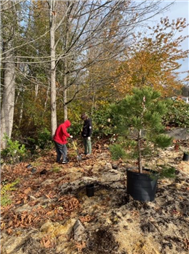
[110,87,172,173]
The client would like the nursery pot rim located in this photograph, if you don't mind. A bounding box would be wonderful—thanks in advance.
[126,167,159,177]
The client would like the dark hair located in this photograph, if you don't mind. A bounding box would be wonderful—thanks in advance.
[81,113,87,120]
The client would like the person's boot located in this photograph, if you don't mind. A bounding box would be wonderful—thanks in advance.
[62,157,69,164]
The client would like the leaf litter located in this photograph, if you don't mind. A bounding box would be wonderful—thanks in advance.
[1,136,189,254]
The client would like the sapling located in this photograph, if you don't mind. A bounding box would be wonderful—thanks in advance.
[110,87,172,174]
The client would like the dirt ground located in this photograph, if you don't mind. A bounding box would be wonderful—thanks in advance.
[1,130,189,254]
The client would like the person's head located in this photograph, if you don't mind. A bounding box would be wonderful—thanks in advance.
[64,119,71,128]
[81,113,88,120]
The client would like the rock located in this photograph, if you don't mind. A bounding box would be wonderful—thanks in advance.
[2,236,24,254]
[104,162,112,171]
[166,128,189,140]
[40,219,76,239]
[1,230,38,254]
[73,220,86,241]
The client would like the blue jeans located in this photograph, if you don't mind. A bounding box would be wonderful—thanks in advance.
[54,142,67,162]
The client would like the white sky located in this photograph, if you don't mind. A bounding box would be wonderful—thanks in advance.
[152,0,189,80]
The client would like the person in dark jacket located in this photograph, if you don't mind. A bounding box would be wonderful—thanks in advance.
[53,120,73,163]
[81,113,92,156]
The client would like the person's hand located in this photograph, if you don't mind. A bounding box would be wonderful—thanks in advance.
[88,137,91,140]
[70,135,73,139]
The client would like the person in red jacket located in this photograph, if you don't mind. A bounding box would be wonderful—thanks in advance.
[53,120,73,164]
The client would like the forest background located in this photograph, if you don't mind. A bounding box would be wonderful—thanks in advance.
[1,0,189,155]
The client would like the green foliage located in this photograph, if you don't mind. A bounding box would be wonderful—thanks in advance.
[92,107,118,137]
[14,89,51,139]
[110,87,172,173]
[163,99,189,127]
[37,128,52,149]
[111,87,167,132]
[1,179,20,207]
[69,121,83,137]
[1,136,27,163]
[109,144,127,160]
[154,134,173,148]
[51,165,61,173]
[1,193,12,207]
[68,106,118,138]
[25,128,52,152]
[159,166,176,179]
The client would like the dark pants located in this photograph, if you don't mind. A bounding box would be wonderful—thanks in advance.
[54,142,67,162]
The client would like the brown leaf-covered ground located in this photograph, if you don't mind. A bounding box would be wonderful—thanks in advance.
[1,134,189,254]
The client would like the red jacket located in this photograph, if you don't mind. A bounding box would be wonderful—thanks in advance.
[53,120,71,144]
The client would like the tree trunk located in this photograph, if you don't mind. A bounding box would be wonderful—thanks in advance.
[63,71,68,121]
[137,129,142,173]
[0,0,16,149]
[63,1,70,121]
[49,0,57,136]
[1,41,15,149]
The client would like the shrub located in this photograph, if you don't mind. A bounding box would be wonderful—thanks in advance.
[25,128,52,152]
[1,136,27,163]
[163,99,189,127]
[92,107,118,137]
[37,128,52,149]
[1,179,20,207]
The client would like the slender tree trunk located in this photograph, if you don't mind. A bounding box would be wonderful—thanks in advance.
[44,80,50,112]
[63,1,70,121]
[18,99,24,127]
[137,129,142,173]
[35,84,39,99]
[63,58,68,121]
[1,0,16,148]
[1,41,15,148]
[49,0,57,136]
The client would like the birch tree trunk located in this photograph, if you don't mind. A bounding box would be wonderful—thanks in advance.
[62,1,70,121]
[63,64,68,121]
[63,22,68,121]
[0,1,16,149]
[49,0,57,136]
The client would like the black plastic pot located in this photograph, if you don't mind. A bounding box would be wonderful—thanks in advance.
[183,152,189,161]
[86,184,94,197]
[127,168,158,202]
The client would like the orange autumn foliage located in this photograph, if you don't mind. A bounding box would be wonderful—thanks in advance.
[112,17,188,98]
